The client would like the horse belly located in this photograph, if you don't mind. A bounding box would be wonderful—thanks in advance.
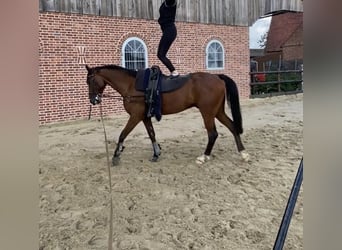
[161,91,194,115]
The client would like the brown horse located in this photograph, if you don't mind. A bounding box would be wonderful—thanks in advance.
[85,64,249,166]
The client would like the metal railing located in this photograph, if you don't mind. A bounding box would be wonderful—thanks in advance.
[250,69,303,98]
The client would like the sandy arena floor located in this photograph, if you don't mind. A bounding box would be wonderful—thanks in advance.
[39,93,303,250]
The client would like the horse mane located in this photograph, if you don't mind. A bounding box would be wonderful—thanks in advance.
[94,64,138,78]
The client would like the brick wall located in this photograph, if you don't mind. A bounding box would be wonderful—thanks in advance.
[282,24,303,61]
[39,12,250,125]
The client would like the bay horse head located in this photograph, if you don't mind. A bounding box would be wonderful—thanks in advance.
[85,65,106,105]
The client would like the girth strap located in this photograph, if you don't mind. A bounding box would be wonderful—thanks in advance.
[145,66,162,119]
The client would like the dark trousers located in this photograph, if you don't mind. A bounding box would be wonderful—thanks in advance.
[157,25,177,73]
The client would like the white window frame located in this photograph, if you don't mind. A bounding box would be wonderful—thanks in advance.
[121,37,148,70]
[206,40,225,70]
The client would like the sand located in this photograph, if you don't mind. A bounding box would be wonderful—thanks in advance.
[39,93,303,250]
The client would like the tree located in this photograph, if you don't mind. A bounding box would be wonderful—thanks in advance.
[258,31,268,48]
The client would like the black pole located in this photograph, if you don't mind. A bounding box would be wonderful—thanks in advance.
[273,157,303,250]
[88,104,92,120]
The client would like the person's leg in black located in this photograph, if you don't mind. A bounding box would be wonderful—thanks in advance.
[157,26,178,76]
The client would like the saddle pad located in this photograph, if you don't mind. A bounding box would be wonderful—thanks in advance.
[135,70,191,93]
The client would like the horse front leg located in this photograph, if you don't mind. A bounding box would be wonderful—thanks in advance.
[143,117,161,162]
[112,116,141,166]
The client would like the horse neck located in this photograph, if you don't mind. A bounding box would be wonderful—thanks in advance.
[100,69,135,96]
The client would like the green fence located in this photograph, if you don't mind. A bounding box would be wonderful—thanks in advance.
[250,69,303,98]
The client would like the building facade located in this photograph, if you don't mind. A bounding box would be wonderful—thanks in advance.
[39,0,303,124]
[264,12,303,61]
[39,12,250,124]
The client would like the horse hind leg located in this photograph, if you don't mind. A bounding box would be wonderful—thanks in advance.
[196,115,218,165]
[196,128,218,164]
[216,109,250,162]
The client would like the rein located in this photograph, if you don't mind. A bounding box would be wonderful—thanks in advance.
[101,93,144,102]
[99,103,114,250]
[97,74,145,102]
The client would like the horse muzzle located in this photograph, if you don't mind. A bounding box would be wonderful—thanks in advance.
[90,94,102,105]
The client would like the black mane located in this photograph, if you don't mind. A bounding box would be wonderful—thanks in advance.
[94,64,138,78]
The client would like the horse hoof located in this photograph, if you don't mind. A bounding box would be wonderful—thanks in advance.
[196,155,210,165]
[112,157,120,166]
[240,151,250,162]
[150,155,159,162]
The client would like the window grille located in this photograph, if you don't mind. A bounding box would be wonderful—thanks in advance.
[122,37,148,70]
[206,40,224,70]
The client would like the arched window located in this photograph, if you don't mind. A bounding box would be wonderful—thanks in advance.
[122,37,148,70]
[206,40,224,70]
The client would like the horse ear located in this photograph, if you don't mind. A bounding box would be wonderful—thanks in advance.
[85,65,91,72]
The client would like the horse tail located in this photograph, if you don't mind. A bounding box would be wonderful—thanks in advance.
[217,74,243,134]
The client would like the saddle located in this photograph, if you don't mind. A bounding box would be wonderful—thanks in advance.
[135,66,191,121]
